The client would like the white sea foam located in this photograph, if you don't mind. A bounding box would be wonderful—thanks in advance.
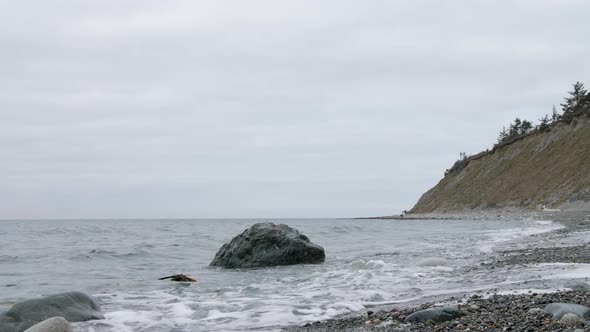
[477,220,564,253]
[348,259,387,270]
[537,263,590,279]
[416,257,449,267]
[534,220,555,225]
[493,288,561,296]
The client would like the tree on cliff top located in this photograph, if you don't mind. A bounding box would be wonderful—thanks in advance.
[561,81,589,120]
[538,114,550,131]
[521,120,533,134]
[551,105,560,123]
[508,118,522,137]
[497,118,534,144]
[497,127,509,143]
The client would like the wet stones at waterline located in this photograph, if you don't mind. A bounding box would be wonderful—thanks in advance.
[543,303,590,320]
[210,223,325,268]
[0,291,103,332]
[405,306,464,323]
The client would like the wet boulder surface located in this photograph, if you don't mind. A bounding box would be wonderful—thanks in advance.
[0,291,103,332]
[210,223,325,268]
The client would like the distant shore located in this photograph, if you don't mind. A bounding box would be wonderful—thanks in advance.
[289,210,590,331]
[355,209,540,221]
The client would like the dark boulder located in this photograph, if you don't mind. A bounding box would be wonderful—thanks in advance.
[0,291,103,332]
[405,306,463,323]
[210,223,325,268]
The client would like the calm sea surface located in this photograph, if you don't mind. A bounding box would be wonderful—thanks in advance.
[0,218,575,331]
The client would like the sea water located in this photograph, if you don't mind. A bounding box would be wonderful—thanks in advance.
[0,218,572,331]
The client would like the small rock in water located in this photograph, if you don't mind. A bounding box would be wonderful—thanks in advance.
[559,313,584,326]
[158,274,197,282]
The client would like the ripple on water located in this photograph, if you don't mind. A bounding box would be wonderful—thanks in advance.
[2,218,576,332]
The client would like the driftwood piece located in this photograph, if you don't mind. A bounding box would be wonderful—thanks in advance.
[158,274,197,282]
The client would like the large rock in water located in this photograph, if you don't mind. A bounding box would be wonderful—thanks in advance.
[0,291,103,332]
[210,223,325,268]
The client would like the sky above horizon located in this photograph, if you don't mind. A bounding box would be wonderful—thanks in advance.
[1,1,589,219]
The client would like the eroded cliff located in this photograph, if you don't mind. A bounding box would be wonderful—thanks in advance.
[410,113,590,214]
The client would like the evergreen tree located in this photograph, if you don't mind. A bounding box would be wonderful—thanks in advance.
[551,105,561,124]
[509,118,522,137]
[520,120,533,134]
[497,126,508,143]
[561,81,589,120]
[584,89,590,112]
[538,114,550,131]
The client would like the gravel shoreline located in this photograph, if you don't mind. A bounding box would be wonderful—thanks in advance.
[287,210,590,332]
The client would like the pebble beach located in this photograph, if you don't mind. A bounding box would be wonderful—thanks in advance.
[288,210,590,332]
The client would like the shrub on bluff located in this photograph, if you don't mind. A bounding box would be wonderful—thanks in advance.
[210,223,325,268]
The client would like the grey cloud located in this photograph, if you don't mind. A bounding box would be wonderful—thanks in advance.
[1,0,589,218]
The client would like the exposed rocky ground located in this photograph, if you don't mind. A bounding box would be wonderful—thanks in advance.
[410,113,590,214]
[289,291,590,332]
[486,244,590,267]
[287,211,590,332]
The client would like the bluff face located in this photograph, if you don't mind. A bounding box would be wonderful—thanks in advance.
[410,113,590,214]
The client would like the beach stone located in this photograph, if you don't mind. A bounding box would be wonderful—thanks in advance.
[24,317,71,332]
[543,303,590,319]
[527,307,543,314]
[0,291,103,332]
[559,313,584,326]
[210,223,325,268]
[405,306,463,323]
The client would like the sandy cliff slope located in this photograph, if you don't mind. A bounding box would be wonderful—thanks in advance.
[410,113,590,214]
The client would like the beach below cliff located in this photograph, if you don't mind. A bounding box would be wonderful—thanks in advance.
[288,210,590,331]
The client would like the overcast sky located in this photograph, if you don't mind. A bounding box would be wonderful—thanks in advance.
[1,1,589,219]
